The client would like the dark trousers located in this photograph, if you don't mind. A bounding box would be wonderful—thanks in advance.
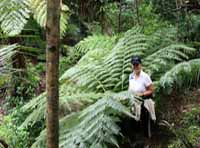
[140,102,150,138]
[140,95,153,138]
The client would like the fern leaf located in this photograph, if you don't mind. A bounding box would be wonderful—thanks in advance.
[159,59,200,94]
[0,0,30,36]
[143,44,196,76]
[61,27,148,92]
[30,0,69,37]
[0,44,18,75]
[31,92,136,148]
[75,34,117,55]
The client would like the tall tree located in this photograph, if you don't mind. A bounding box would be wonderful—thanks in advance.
[46,0,60,147]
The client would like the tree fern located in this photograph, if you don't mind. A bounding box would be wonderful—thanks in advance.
[20,84,105,127]
[0,0,30,36]
[60,27,148,92]
[20,27,200,148]
[21,27,197,127]
[30,91,136,148]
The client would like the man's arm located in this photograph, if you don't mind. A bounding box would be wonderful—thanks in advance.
[136,84,153,97]
[143,84,153,96]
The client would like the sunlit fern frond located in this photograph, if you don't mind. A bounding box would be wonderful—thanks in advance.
[159,59,200,94]
[31,91,136,148]
[143,44,196,76]
[0,0,31,36]
[147,27,177,54]
[20,27,200,148]
[20,83,105,128]
[0,44,19,75]
[21,27,197,128]
[60,27,148,92]
[75,34,118,55]
[29,0,70,37]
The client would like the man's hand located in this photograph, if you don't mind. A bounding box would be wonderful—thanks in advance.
[136,92,143,97]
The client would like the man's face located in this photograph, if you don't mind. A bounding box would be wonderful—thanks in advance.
[132,63,142,74]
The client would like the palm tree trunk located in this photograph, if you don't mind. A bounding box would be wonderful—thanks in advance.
[46,0,60,147]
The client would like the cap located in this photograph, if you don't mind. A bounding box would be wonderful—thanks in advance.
[131,56,142,65]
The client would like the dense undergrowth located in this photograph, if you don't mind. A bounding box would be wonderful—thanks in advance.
[0,0,200,148]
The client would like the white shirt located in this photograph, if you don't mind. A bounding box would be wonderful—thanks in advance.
[128,70,152,94]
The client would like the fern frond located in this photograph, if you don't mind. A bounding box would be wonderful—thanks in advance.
[31,91,136,148]
[0,44,18,75]
[30,0,70,37]
[60,27,148,92]
[0,0,30,36]
[159,59,200,94]
[30,112,81,148]
[75,34,117,55]
[20,92,46,127]
[21,26,199,148]
[143,44,196,76]
[20,85,105,127]
[147,27,177,54]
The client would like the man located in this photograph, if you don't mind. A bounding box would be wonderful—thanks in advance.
[128,56,153,98]
[128,56,155,138]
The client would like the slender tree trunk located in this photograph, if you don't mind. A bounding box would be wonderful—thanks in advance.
[46,0,60,147]
[118,0,122,33]
[175,0,180,41]
[135,0,140,25]
[184,3,189,42]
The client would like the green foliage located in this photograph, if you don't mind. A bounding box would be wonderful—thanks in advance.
[30,0,70,37]
[75,34,117,55]
[185,14,200,46]
[1,1,200,147]
[60,27,147,92]
[182,107,200,127]
[159,59,200,94]
[30,91,136,148]
[0,44,18,75]
[147,27,177,52]
[19,26,199,147]
[21,62,41,97]
[59,46,82,76]
[167,107,200,148]
[0,115,29,148]
[34,62,45,74]
[150,0,176,21]
[4,62,42,108]
[0,0,70,37]
[59,96,133,148]
[139,3,170,35]
[99,2,135,33]
[0,0,30,36]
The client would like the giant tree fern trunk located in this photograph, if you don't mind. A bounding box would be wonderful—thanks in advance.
[46,0,60,147]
